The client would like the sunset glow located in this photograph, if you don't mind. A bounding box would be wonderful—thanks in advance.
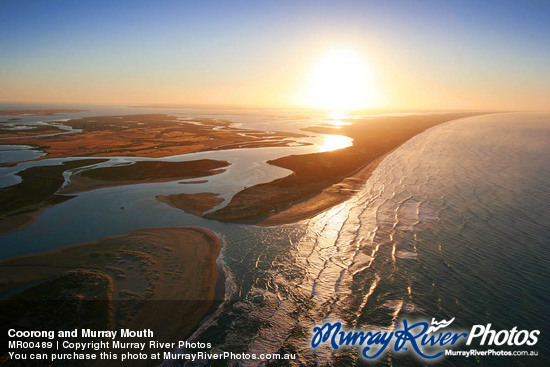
[0,2,549,365]
[299,49,379,110]
[0,1,548,110]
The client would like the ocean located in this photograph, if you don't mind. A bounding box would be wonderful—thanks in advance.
[1,109,549,366]
[188,113,550,366]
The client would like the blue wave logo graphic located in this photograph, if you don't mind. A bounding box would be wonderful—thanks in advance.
[311,318,467,360]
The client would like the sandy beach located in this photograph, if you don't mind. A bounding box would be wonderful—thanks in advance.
[0,227,222,346]
[2,1,547,364]
[199,112,485,224]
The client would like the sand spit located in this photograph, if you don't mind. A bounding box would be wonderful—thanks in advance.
[157,192,224,216]
[203,113,487,224]
[0,227,222,347]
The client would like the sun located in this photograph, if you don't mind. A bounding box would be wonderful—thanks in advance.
[299,48,379,110]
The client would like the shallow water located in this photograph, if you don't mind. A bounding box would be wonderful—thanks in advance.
[0,145,46,164]
[186,113,550,366]
[1,110,549,365]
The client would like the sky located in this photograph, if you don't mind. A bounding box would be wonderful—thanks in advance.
[0,0,549,110]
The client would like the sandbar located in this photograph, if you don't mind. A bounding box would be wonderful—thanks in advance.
[203,112,487,224]
[0,159,108,235]
[157,192,224,216]
[0,125,64,138]
[0,227,222,345]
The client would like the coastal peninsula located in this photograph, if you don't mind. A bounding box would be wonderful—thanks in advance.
[177,112,486,224]
[0,227,222,344]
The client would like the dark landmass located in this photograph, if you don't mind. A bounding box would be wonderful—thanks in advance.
[0,159,107,235]
[0,227,222,366]
[179,179,209,184]
[0,125,63,138]
[0,158,231,235]
[60,159,230,194]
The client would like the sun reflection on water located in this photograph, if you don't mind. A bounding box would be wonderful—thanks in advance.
[328,111,349,120]
[327,120,352,127]
[326,111,353,127]
[318,134,353,152]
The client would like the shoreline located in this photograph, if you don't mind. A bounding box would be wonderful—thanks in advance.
[258,152,389,225]
[0,158,108,236]
[60,159,230,194]
[195,112,488,225]
[0,114,308,162]
[157,192,224,216]
[0,227,222,345]
[0,159,230,236]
